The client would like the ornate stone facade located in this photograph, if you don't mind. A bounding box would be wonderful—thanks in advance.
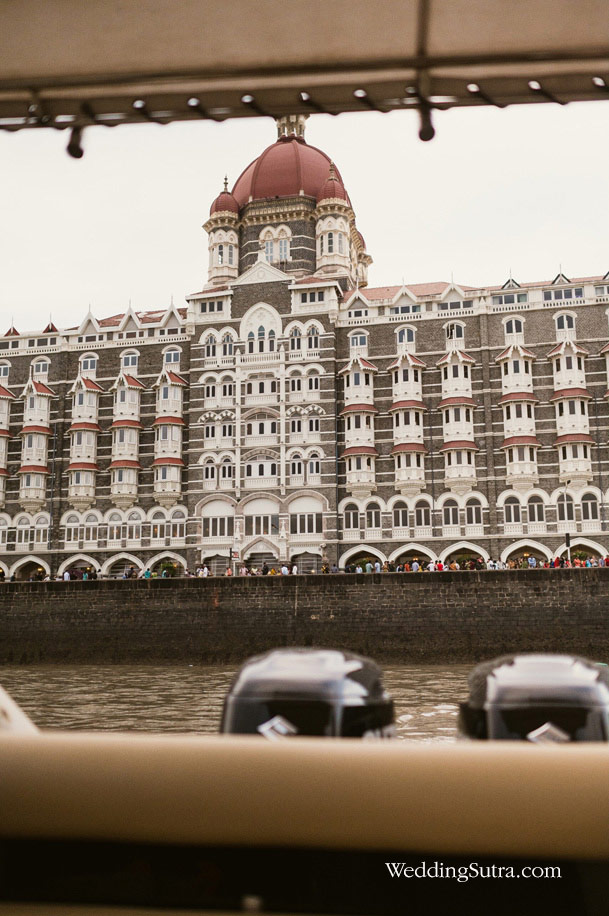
[0,126,608,578]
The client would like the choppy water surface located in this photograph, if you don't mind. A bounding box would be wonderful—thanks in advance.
[0,664,470,741]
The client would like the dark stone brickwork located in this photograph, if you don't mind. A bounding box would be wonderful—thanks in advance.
[0,570,607,665]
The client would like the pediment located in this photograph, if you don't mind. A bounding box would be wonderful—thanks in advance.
[232,259,289,286]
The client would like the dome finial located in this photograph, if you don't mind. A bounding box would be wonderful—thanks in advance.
[276,114,309,139]
[223,175,228,192]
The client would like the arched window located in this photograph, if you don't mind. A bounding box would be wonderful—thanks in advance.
[221,378,234,398]
[556,314,575,331]
[151,510,168,539]
[366,503,381,529]
[290,456,303,476]
[504,497,521,524]
[218,243,224,265]
[350,332,367,349]
[581,494,599,521]
[258,326,265,353]
[528,496,545,523]
[220,459,234,480]
[64,514,79,542]
[308,453,320,476]
[505,318,523,335]
[557,493,575,522]
[169,510,186,539]
[222,334,233,356]
[122,351,138,369]
[164,348,180,364]
[344,504,359,529]
[268,329,276,352]
[107,513,123,541]
[443,500,459,526]
[247,332,255,354]
[127,511,142,540]
[0,361,9,379]
[83,514,98,541]
[446,323,464,340]
[204,462,216,480]
[205,335,216,358]
[393,502,408,528]
[397,327,415,344]
[465,499,482,526]
[415,501,431,528]
[80,354,97,373]
[33,359,49,375]
[307,327,320,350]
[290,328,302,351]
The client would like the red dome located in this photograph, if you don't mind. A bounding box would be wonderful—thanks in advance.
[210,178,239,216]
[231,135,350,207]
[316,163,348,203]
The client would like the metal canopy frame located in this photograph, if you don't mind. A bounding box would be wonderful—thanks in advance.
[0,0,608,139]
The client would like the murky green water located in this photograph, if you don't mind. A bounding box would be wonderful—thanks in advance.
[0,664,470,741]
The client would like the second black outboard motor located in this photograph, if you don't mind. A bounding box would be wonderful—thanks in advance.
[221,648,395,738]
[459,654,609,742]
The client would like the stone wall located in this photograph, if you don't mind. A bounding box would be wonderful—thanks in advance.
[0,569,607,665]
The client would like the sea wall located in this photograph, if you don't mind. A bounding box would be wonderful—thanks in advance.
[0,569,607,665]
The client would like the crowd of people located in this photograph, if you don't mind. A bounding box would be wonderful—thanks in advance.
[1,552,608,582]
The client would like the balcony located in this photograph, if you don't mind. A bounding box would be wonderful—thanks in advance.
[243,476,278,489]
[414,526,432,538]
[343,529,361,541]
[289,474,305,488]
[157,398,182,416]
[154,442,183,459]
[112,442,139,459]
[203,479,217,491]
[240,352,280,365]
[219,478,235,490]
[345,469,376,498]
[307,474,322,486]
[464,525,484,538]
[442,525,461,538]
[364,527,382,540]
[504,522,524,536]
[392,526,410,539]
[110,481,138,509]
[68,483,96,510]
[527,521,547,535]
[395,465,425,496]
[243,394,278,408]
[21,447,47,463]
[153,479,181,507]
[244,435,278,448]
[443,465,476,495]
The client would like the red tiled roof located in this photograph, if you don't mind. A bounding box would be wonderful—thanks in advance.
[82,377,104,391]
[123,374,146,389]
[338,357,378,375]
[439,439,479,451]
[554,433,595,445]
[486,275,604,291]
[69,422,101,432]
[17,464,49,473]
[187,285,230,296]
[43,321,58,333]
[498,391,538,404]
[20,424,51,435]
[0,384,15,399]
[109,459,141,469]
[152,457,185,466]
[600,342,609,355]
[495,344,537,362]
[0,428,9,437]
[110,419,143,429]
[340,446,378,458]
[387,353,426,369]
[436,349,475,366]
[391,442,427,454]
[339,404,378,415]
[501,436,541,448]
[437,396,477,408]
[167,371,188,386]
[66,462,99,471]
[0,468,8,476]
[546,341,589,358]
[32,380,55,396]
[4,326,19,337]
[152,416,185,425]
[389,400,426,411]
[549,387,591,401]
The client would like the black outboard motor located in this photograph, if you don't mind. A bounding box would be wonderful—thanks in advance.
[221,648,395,738]
[459,654,609,742]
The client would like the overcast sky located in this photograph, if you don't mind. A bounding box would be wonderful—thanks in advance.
[1,100,608,334]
